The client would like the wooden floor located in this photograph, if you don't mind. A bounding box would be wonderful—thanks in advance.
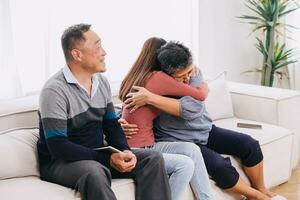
[271,163,300,200]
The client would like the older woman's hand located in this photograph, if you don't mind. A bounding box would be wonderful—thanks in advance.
[190,65,202,77]
[124,86,154,113]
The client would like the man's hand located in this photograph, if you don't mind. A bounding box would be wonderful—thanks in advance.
[118,118,139,139]
[110,151,137,172]
[124,86,154,113]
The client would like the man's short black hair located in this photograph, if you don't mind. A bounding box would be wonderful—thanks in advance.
[61,23,91,62]
[157,41,193,75]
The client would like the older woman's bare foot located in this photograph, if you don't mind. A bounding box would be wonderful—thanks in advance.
[259,188,275,197]
[257,188,286,199]
[247,190,286,200]
[253,191,271,200]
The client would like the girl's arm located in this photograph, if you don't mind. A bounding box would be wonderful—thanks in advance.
[145,71,208,100]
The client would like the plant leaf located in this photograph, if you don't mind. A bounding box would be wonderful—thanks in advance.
[272,60,298,71]
[241,68,263,74]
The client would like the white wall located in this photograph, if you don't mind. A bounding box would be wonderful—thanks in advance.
[286,7,300,90]
[197,0,299,88]
[197,0,262,84]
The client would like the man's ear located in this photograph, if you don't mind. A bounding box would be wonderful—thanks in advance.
[70,49,82,62]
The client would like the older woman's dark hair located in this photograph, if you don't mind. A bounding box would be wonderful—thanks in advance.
[157,41,193,75]
[61,23,91,62]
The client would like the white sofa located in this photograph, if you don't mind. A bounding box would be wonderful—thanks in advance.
[1,75,300,200]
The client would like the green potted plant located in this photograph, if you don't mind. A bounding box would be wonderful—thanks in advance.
[239,0,299,87]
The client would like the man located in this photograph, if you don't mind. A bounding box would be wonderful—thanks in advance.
[121,42,286,200]
[37,23,171,200]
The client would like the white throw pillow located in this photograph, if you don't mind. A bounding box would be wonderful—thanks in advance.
[205,72,234,121]
[0,128,40,180]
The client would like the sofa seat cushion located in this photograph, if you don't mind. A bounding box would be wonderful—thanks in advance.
[213,117,293,188]
[214,117,293,145]
[0,176,80,200]
[0,176,135,200]
[111,178,135,200]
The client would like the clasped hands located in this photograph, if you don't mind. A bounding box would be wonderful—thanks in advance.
[110,150,137,173]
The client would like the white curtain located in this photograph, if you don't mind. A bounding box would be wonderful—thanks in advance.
[0,0,22,100]
[0,0,199,99]
[0,0,48,100]
[9,0,48,95]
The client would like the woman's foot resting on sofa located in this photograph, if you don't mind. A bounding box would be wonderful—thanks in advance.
[270,195,287,200]
[256,186,286,200]
[244,190,271,200]
[240,190,286,200]
[244,195,286,200]
[262,189,275,197]
[258,188,275,198]
[242,162,285,200]
[261,189,286,199]
[227,178,272,200]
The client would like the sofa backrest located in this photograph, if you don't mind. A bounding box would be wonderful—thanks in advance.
[0,74,235,180]
[0,95,40,180]
[0,128,40,179]
[0,95,39,132]
[0,73,236,132]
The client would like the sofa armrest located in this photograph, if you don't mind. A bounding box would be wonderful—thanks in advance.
[227,81,300,168]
